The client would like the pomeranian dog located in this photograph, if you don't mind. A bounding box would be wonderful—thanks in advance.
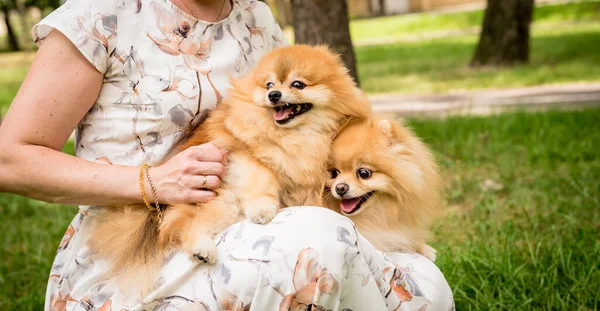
[89,45,371,289]
[323,116,443,261]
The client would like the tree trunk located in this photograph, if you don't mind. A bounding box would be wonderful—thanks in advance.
[290,0,360,85]
[16,0,31,52]
[378,0,386,16]
[268,0,292,29]
[1,6,20,51]
[471,0,535,66]
[366,0,374,16]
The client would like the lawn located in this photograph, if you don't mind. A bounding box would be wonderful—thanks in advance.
[0,52,34,115]
[1,108,599,310]
[357,22,600,94]
[420,108,600,310]
[350,0,600,43]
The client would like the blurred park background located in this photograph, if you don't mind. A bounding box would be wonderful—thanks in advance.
[1,0,599,310]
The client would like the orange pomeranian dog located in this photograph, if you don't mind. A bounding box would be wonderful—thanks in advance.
[88,45,371,290]
[323,116,443,261]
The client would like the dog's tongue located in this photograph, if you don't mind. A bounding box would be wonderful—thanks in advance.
[341,198,360,213]
[273,106,295,121]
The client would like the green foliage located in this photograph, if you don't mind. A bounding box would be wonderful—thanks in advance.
[27,0,61,10]
[0,0,60,10]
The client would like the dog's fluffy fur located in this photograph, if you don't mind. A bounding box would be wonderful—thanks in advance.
[89,45,371,291]
[323,116,443,261]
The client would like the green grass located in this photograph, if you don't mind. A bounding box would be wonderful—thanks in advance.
[414,108,600,310]
[1,109,599,309]
[357,22,600,94]
[350,0,600,43]
[0,52,33,115]
[0,196,77,309]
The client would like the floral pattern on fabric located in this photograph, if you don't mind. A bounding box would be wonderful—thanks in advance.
[46,206,454,310]
[32,0,286,166]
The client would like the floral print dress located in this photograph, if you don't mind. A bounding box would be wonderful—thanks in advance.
[32,0,454,310]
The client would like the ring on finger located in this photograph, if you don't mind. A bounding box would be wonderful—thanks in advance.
[200,175,208,189]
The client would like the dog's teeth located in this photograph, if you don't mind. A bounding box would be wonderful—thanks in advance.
[296,105,302,112]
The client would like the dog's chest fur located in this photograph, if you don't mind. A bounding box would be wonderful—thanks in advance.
[257,134,329,206]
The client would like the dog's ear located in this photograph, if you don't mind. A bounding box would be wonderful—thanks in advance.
[338,88,372,119]
[377,119,413,155]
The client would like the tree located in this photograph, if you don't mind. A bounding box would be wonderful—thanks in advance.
[471,0,535,66]
[290,0,359,84]
[378,0,386,16]
[16,0,31,51]
[267,0,292,29]
[1,2,20,51]
[0,0,60,51]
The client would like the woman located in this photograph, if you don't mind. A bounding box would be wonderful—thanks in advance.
[0,0,454,310]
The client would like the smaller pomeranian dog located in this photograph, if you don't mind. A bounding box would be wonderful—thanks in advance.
[323,116,443,261]
[89,45,371,291]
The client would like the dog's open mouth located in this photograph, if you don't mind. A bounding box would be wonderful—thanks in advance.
[340,191,374,215]
[273,103,313,124]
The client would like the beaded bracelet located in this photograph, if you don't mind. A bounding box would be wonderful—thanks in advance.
[139,163,163,223]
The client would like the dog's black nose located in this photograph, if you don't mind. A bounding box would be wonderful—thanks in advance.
[335,183,349,196]
[268,90,282,103]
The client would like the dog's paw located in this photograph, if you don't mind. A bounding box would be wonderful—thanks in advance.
[243,197,279,224]
[419,244,437,262]
[189,235,218,264]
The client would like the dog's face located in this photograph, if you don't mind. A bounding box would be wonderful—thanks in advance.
[246,45,370,128]
[325,118,438,217]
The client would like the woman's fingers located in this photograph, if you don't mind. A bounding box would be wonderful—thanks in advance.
[185,190,217,203]
[180,175,221,190]
[187,161,225,177]
[152,141,230,204]
[185,143,228,163]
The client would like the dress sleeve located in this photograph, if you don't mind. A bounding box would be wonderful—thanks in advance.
[31,0,118,74]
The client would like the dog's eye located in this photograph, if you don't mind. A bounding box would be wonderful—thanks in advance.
[266,82,274,89]
[330,169,339,179]
[291,81,305,90]
[357,168,372,179]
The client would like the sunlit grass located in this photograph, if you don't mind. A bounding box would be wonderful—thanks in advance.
[350,0,600,43]
[357,23,600,94]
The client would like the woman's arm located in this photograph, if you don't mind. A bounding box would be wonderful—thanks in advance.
[0,30,224,206]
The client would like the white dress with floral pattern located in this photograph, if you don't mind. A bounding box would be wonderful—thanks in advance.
[33,0,454,310]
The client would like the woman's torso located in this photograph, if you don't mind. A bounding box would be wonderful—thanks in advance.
[36,0,286,166]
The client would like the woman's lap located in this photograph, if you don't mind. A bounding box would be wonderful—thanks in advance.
[46,206,454,311]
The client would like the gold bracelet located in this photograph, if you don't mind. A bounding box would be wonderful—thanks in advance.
[144,164,163,224]
[139,164,154,211]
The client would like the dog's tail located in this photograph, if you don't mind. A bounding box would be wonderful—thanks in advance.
[89,205,165,291]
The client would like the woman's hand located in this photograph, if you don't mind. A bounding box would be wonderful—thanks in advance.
[151,143,227,204]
